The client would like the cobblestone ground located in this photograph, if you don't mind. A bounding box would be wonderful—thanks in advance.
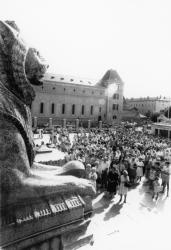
[80,180,171,250]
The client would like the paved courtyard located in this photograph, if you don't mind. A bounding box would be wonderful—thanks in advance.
[81,180,171,250]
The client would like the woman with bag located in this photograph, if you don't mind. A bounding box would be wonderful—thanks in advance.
[118,170,130,203]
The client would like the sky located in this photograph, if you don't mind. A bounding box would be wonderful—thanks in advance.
[1,0,171,98]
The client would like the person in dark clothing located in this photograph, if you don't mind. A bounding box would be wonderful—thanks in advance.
[128,163,137,184]
[101,168,108,189]
[107,167,120,198]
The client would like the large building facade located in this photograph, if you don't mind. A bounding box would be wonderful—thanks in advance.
[31,69,124,126]
[126,97,171,115]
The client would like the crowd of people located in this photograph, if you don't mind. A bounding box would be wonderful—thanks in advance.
[36,124,171,203]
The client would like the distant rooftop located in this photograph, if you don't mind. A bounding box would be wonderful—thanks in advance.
[126,96,171,101]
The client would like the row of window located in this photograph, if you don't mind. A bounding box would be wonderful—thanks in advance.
[42,86,104,95]
[131,103,155,107]
[112,104,119,110]
[132,102,167,107]
[40,103,100,116]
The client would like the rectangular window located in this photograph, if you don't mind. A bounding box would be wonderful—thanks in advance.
[72,104,75,115]
[90,105,93,115]
[51,103,55,114]
[99,107,102,113]
[40,102,44,113]
[82,105,85,115]
[113,93,119,99]
[62,104,65,114]
[113,104,119,110]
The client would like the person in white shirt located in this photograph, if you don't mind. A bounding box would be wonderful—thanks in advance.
[118,170,130,203]
[136,158,144,182]
[115,148,121,163]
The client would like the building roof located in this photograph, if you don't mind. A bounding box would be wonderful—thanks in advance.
[42,73,98,87]
[42,69,123,89]
[97,69,124,87]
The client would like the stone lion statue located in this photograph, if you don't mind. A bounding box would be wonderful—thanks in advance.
[0,21,95,208]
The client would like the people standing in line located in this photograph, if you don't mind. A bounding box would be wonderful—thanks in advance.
[118,170,130,203]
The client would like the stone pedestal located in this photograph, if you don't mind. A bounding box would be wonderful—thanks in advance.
[63,119,66,128]
[49,118,53,129]
[76,119,79,130]
[33,117,37,129]
[99,121,102,129]
[0,195,93,250]
[88,120,91,129]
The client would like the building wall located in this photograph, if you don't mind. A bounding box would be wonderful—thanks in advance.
[155,99,171,113]
[31,71,124,126]
[127,98,171,115]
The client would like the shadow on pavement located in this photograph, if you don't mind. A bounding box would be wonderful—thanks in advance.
[103,202,124,221]
[93,194,113,214]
